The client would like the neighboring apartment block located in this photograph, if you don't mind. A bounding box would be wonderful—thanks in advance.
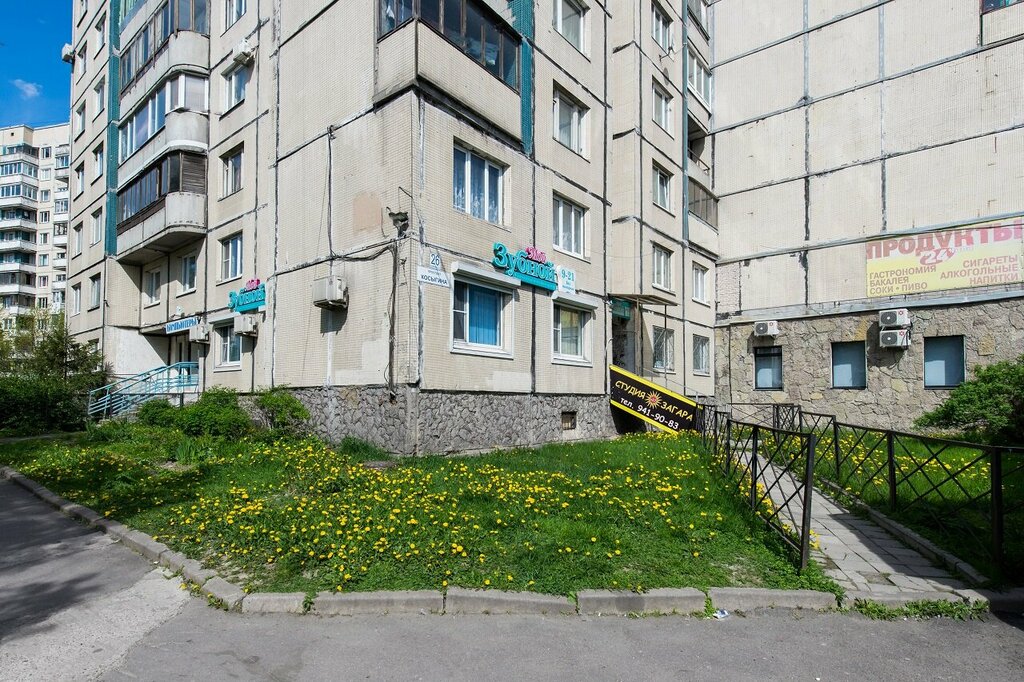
[67,0,1023,449]
[0,123,71,331]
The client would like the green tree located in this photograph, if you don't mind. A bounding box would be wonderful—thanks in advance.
[24,314,107,389]
[915,355,1024,446]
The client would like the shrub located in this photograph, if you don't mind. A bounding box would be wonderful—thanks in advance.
[915,355,1024,446]
[255,389,310,433]
[137,399,180,428]
[177,388,252,438]
[0,377,87,435]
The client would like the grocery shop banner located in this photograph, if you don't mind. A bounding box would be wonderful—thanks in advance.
[865,218,1024,298]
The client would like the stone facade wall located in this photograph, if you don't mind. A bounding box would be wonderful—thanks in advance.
[715,298,1024,431]
[291,386,623,455]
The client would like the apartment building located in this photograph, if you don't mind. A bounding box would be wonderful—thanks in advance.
[67,0,719,452]
[711,0,1024,428]
[0,123,71,333]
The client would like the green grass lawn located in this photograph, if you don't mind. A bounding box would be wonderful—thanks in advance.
[0,425,836,598]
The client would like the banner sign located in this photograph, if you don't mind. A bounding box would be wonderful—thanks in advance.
[229,278,266,312]
[865,218,1024,297]
[609,365,701,433]
[493,243,558,291]
[165,316,199,334]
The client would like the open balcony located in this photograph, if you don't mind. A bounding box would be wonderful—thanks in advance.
[52,280,67,291]
[53,256,67,270]
[0,239,37,253]
[0,262,36,275]
[0,283,36,296]
[53,232,68,247]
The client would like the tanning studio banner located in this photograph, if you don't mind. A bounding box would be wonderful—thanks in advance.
[609,365,702,433]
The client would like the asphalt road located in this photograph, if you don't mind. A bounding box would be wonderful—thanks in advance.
[2,479,1023,681]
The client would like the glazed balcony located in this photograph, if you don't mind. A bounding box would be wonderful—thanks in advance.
[0,262,36,275]
[117,192,206,265]
[0,239,37,253]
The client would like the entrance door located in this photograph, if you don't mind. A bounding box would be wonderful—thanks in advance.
[612,315,636,372]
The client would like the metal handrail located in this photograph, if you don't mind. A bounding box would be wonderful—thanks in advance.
[87,362,199,419]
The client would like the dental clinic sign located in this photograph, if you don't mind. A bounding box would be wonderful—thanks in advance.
[492,243,575,293]
[229,278,266,313]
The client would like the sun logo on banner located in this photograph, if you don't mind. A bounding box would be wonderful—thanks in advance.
[646,391,661,408]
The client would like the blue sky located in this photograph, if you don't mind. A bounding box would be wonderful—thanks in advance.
[0,2,74,128]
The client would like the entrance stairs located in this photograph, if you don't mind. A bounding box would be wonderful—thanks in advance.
[87,362,199,420]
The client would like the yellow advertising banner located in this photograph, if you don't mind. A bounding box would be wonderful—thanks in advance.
[865,217,1024,298]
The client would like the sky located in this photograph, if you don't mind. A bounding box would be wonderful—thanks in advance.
[0,2,74,128]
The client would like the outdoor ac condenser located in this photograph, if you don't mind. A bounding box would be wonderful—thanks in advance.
[879,329,912,349]
[234,314,259,336]
[753,320,779,337]
[188,323,210,343]
[879,308,911,328]
[313,276,349,310]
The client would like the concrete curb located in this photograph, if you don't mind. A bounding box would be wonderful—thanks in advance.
[202,577,247,611]
[954,588,1024,613]
[313,590,444,615]
[444,588,576,615]
[709,588,838,612]
[242,593,308,614]
[843,590,962,607]
[578,588,706,615]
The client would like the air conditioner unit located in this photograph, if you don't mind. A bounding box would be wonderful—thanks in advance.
[754,320,779,337]
[879,308,911,328]
[232,38,256,65]
[60,44,74,63]
[313,276,349,309]
[234,314,259,336]
[879,328,911,349]
[188,323,210,343]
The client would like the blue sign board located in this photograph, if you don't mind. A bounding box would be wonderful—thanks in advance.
[229,280,266,313]
[165,316,199,334]
[492,243,558,291]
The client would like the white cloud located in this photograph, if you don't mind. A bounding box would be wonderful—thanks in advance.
[11,80,42,99]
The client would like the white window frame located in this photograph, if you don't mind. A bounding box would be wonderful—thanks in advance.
[653,81,673,134]
[94,78,106,115]
[73,224,83,256]
[552,194,585,259]
[71,284,82,315]
[74,104,86,136]
[552,303,591,364]
[224,62,251,110]
[94,14,106,53]
[225,0,247,29]
[553,0,586,53]
[452,146,504,224]
[216,325,242,367]
[451,278,513,356]
[144,268,162,306]
[75,44,87,79]
[692,262,708,304]
[220,232,243,281]
[652,3,673,52]
[693,334,710,375]
[179,253,198,294]
[93,144,104,179]
[652,243,672,291]
[687,48,712,104]
[553,88,586,155]
[74,164,85,196]
[90,208,103,245]
[88,274,101,310]
[222,147,243,197]
[653,164,672,211]
[653,326,675,373]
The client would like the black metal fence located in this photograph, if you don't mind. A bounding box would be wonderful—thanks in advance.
[702,410,816,569]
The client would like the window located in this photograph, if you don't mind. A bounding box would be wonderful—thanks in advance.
[94,78,106,114]
[73,224,83,255]
[41,146,52,159]
[688,177,718,227]
[71,284,82,314]
[74,104,86,136]
[924,336,965,389]
[553,0,585,52]
[983,0,1022,13]
[552,195,585,258]
[652,243,672,290]
[653,82,673,132]
[693,334,710,375]
[145,268,162,305]
[116,151,207,225]
[41,168,52,181]
[553,305,589,361]
[754,346,783,390]
[382,0,520,89]
[226,0,246,28]
[653,326,674,372]
[225,63,251,110]
[39,276,49,287]
[75,164,85,195]
[222,147,243,196]
[119,1,210,90]
[452,280,508,350]
[687,49,712,103]
[553,88,586,154]
[653,164,671,210]
[94,14,106,52]
[39,254,49,266]
[40,211,50,224]
[453,146,502,224]
[220,232,243,280]
[76,44,87,78]
[832,341,866,389]
[89,274,101,309]
[90,208,103,244]
[692,263,708,303]
[119,73,208,161]
[40,190,51,202]
[687,0,708,29]
[179,253,198,292]
[652,3,672,51]
[55,199,69,214]
[93,145,105,178]
[217,325,242,366]
[39,232,49,244]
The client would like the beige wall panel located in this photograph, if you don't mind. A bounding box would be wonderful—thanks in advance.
[609,136,640,218]
[714,38,805,128]
[739,254,805,310]
[375,23,417,99]
[608,217,640,295]
[807,243,867,304]
[282,0,371,41]
[534,296,605,395]
[637,312,684,391]
[885,49,1024,155]
[537,169,605,289]
[278,2,374,153]
[809,162,883,243]
[685,320,715,398]
[535,5,606,98]
[104,261,141,327]
[714,108,805,195]
[808,8,878,99]
[276,138,331,270]
[645,146,684,245]
[718,179,805,257]
[106,326,166,376]
[884,0,978,75]
[714,0,804,62]
[271,265,330,387]
[535,59,604,192]
[685,251,715,328]
[205,211,258,316]
[983,2,1024,44]
[808,84,881,173]
[808,0,876,26]
[886,128,1024,231]
[687,215,719,255]
[208,126,257,228]
[609,48,640,133]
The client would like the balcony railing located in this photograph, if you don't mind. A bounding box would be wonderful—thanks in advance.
[983,0,1021,13]
[688,149,711,176]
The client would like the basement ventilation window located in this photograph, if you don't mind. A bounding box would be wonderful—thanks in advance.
[561,411,577,430]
